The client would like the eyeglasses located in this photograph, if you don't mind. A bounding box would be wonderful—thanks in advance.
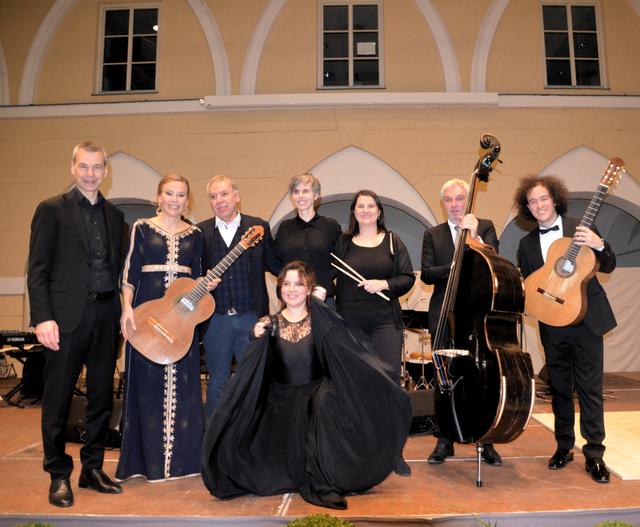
[75,163,105,174]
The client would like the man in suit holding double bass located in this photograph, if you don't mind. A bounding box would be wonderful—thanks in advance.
[420,178,503,466]
[28,141,126,507]
[514,175,616,483]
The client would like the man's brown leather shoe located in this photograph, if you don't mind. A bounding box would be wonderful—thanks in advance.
[79,469,123,494]
[49,477,74,507]
[548,448,574,470]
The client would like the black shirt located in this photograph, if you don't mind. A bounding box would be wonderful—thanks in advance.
[336,233,395,319]
[274,214,342,296]
[74,188,112,293]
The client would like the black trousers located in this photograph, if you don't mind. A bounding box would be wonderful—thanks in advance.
[341,314,402,383]
[41,298,118,479]
[541,322,605,459]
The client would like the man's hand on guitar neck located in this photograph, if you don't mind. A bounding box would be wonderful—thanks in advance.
[206,278,221,291]
[573,226,605,251]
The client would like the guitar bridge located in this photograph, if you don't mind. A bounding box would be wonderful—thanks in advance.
[146,317,175,343]
[536,287,565,305]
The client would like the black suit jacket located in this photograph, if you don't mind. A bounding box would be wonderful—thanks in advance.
[198,213,280,318]
[517,216,616,337]
[420,219,498,335]
[27,189,126,333]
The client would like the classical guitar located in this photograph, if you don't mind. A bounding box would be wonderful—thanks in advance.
[127,225,264,364]
[524,158,624,327]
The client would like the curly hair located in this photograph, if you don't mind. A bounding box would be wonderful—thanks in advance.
[514,174,569,222]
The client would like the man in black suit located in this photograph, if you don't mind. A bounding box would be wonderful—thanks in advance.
[514,175,616,483]
[28,142,126,507]
[420,178,502,466]
[198,175,280,419]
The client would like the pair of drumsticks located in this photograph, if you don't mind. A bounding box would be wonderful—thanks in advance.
[330,253,390,301]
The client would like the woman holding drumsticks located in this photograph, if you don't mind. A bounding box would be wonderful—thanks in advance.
[333,189,415,475]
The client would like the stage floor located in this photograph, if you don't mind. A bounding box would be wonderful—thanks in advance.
[2,373,640,527]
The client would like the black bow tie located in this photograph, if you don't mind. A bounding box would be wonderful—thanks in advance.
[539,225,560,235]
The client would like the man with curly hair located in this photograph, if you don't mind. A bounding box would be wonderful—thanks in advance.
[514,175,616,483]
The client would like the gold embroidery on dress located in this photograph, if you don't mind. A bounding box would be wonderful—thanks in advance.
[277,313,311,343]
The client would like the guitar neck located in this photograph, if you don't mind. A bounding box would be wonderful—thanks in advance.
[565,183,609,262]
[187,242,248,304]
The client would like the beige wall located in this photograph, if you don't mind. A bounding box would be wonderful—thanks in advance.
[37,0,214,104]
[1,0,640,331]
[488,0,640,94]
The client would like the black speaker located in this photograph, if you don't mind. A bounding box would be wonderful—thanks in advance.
[408,389,435,434]
[65,396,123,448]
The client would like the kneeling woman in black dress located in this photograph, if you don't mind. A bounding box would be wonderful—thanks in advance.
[201,261,412,510]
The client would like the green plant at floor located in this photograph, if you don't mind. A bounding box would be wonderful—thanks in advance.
[286,513,355,527]
[14,523,55,527]
[594,521,635,527]
[476,520,497,527]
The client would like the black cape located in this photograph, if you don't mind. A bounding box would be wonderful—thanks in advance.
[201,299,412,503]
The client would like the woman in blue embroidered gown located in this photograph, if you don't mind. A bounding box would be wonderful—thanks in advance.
[117,174,207,482]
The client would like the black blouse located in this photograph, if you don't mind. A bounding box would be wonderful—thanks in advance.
[274,214,342,296]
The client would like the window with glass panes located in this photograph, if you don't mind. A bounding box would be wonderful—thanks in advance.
[542,3,603,87]
[319,2,382,88]
[100,7,158,92]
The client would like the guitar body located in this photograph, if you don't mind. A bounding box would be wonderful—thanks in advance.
[524,237,597,327]
[127,277,215,365]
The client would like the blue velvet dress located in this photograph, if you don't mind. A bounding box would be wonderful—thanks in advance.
[116,219,204,481]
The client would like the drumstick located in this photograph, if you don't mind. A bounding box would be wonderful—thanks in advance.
[330,252,366,281]
[330,261,391,302]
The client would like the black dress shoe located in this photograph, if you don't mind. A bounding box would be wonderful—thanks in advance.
[394,456,412,477]
[49,477,74,507]
[481,444,502,466]
[585,458,610,483]
[428,440,454,465]
[79,468,123,494]
[548,448,574,470]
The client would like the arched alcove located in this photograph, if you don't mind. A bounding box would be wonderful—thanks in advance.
[269,146,437,268]
[105,151,161,202]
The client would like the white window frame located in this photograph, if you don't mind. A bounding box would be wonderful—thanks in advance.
[96,4,160,94]
[540,0,608,89]
[317,0,384,89]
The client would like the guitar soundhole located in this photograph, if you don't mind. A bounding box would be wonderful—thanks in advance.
[554,257,575,278]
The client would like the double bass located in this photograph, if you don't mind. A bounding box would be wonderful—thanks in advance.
[431,135,535,486]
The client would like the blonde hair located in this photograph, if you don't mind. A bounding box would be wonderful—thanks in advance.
[71,141,107,164]
[288,173,321,195]
[157,174,190,197]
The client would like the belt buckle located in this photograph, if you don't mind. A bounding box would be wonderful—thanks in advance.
[226,308,238,316]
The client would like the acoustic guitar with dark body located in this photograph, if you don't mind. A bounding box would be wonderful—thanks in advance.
[126,226,264,364]
[524,158,624,327]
